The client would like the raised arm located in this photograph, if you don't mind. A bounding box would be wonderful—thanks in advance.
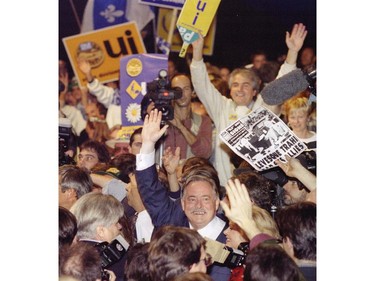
[220,179,261,240]
[162,146,181,193]
[141,109,169,154]
[191,34,204,62]
[262,23,308,115]
[275,156,316,203]
[77,58,115,108]
[284,23,308,66]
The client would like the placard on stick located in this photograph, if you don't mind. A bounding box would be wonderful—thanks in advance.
[176,0,221,57]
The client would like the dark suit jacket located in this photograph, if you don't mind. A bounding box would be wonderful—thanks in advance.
[80,240,127,281]
[136,164,231,281]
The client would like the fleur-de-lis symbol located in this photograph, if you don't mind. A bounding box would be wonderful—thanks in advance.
[100,4,124,23]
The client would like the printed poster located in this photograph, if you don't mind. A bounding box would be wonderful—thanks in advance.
[219,106,307,171]
[63,22,146,88]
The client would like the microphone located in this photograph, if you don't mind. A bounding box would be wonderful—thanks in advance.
[260,68,316,105]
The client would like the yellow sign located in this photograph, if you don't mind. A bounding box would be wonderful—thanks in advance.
[157,8,217,56]
[177,0,221,37]
[176,0,221,57]
[63,22,146,88]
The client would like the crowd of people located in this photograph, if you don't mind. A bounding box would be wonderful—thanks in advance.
[58,22,316,281]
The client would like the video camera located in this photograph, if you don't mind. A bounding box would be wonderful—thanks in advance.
[94,235,130,281]
[59,118,75,166]
[260,150,316,190]
[146,69,182,121]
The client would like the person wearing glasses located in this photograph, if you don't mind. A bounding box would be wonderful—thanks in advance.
[135,110,231,281]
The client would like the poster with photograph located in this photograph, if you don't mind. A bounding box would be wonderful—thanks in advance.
[219,106,307,171]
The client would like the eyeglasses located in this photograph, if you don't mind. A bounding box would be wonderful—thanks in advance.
[200,253,213,267]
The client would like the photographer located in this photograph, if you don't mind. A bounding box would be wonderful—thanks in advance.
[70,192,130,281]
[165,73,213,160]
[141,73,213,161]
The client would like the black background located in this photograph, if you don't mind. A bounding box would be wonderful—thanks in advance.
[59,0,316,73]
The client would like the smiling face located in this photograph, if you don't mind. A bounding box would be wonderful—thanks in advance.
[181,181,219,230]
[287,108,309,133]
[230,73,257,106]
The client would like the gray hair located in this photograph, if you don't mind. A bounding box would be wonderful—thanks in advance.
[70,192,124,240]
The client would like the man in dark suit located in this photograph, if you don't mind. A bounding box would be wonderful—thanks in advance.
[135,109,231,281]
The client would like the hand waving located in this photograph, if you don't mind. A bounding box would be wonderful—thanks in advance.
[285,23,308,53]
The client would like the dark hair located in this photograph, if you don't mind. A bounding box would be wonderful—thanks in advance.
[276,202,316,261]
[125,243,151,281]
[80,139,111,164]
[109,153,136,183]
[148,226,206,281]
[244,242,306,281]
[59,206,77,249]
[130,127,143,146]
[59,242,102,281]
[232,171,273,212]
[171,72,194,91]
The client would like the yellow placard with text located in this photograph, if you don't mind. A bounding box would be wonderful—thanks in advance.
[177,0,221,36]
[157,8,217,56]
[63,22,146,88]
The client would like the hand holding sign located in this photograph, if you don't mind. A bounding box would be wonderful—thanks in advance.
[176,0,221,57]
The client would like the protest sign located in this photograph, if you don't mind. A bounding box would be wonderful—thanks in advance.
[176,0,221,57]
[63,22,146,87]
[120,53,168,128]
[219,106,307,171]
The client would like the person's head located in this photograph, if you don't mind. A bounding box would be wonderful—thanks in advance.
[255,61,281,91]
[252,205,281,239]
[282,179,310,206]
[59,206,78,249]
[171,73,194,108]
[228,68,260,107]
[244,242,306,281]
[219,67,230,83]
[283,97,312,133]
[299,47,316,69]
[78,140,111,171]
[232,171,273,213]
[70,192,124,243]
[129,127,143,155]
[59,242,102,281]
[59,164,93,209]
[113,141,130,157]
[85,102,106,120]
[125,242,151,281]
[223,205,280,249]
[69,77,82,102]
[180,167,220,230]
[250,50,268,70]
[276,202,316,262]
[223,220,248,249]
[109,153,136,184]
[148,226,210,281]
[211,76,229,98]
[182,159,220,195]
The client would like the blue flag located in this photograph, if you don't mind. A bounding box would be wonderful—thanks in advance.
[81,0,155,33]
